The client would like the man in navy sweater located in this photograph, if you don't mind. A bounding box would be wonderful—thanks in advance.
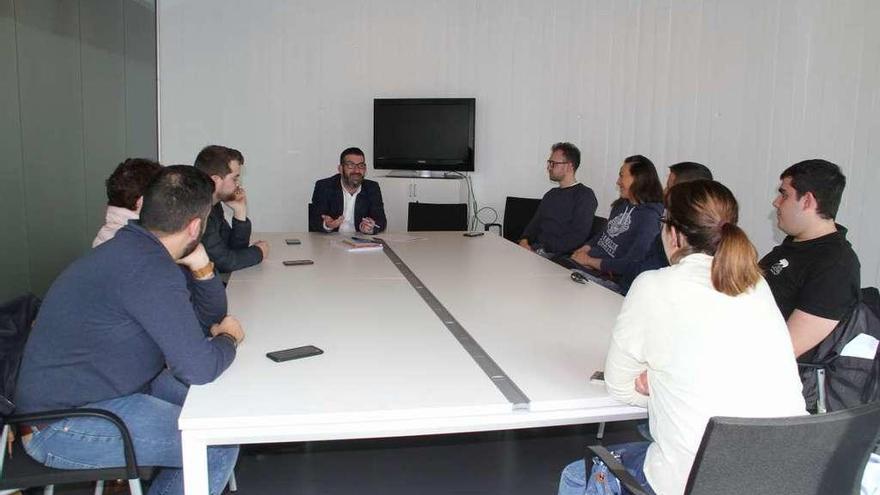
[16,166,242,495]
[519,142,598,257]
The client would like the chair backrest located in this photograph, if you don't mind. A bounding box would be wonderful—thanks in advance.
[799,291,880,411]
[588,215,608,241]
[501,197,541,242]
[685,401,880,495]
[863,287,880,320]
[407,202,468,231]
[0,294,41,416]
[307,203,319,232]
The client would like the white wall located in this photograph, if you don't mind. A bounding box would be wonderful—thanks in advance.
[158,0,880,287]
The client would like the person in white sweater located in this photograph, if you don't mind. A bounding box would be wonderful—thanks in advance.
[92,158,162,247]
[558,180,807,495]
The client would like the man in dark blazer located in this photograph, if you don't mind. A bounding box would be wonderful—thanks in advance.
[309,147,387,234]
[195,145,268,274]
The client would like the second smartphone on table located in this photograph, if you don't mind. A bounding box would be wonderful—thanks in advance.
[283,260,313,266]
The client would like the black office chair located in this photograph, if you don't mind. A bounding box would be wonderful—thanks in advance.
[484,196,541,242]
[407,202,468,231]
[551,214,611,271]
[588,215,607,241]
[308,203,319,232]
[587,400,880,495]
[557,215,608,266]
[2,410,155,495]
[799,286,880,413]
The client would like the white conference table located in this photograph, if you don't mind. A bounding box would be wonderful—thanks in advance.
[178,232,646,493]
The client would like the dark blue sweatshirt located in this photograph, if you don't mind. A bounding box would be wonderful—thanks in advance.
[15,222,235,413]
[588,201,663,275]
[521,183,598,255]
[617,234,668,294]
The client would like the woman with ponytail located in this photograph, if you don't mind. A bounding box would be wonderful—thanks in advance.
[558,181,806,495]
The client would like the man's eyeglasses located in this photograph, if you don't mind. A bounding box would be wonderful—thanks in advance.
[343,161,367,170]
[546,160,570,167]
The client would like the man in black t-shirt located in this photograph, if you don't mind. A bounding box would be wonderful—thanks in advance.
[759,159,860,359]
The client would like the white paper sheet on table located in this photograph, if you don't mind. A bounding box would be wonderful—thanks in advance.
[347,245,384,252]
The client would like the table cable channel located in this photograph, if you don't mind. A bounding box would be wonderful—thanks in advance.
[374,238,530,410]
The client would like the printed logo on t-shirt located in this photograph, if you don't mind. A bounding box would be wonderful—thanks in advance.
[605,206,633,238]
[770,258,789,276]
[597,234,619,257]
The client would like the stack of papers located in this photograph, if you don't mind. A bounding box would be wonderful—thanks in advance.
[342,238,384,252]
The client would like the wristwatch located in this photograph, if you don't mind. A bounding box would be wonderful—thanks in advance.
[191,261,215,280]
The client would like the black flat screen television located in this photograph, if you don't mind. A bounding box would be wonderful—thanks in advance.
[373,98,475,172]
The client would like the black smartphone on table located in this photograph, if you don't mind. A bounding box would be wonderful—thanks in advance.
[266,345,324,362]
[282,259,314,266]
[285,238,301,245]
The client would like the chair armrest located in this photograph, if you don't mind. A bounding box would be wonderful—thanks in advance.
[797,362,825,369]
[7,408,141,480]
[1,423,9,474]
[484,223,501,234]
[586,445,649,495]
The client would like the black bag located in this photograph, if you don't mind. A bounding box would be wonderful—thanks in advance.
[0,293,41,416]
[798,289,880,412]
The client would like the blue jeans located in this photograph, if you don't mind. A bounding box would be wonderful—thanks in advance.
[23,375,237,495]
[558,441,655,495]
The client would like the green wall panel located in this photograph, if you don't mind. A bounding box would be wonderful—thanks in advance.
[16,0,88,295]
[124,0,157,159]
[0,0,31,301]
[81,0,126,237]
[1,0,156,299]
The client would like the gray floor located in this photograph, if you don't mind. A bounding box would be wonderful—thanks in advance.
[36,421,643,494]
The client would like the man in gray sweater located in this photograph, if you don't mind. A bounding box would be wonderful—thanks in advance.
[519,142,598,257]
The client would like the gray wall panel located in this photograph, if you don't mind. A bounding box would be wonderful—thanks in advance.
[16,0,87,295]
[124,0,157,159]
[80,0,126,236]
[0,0,156,299]
[0,0,31,300]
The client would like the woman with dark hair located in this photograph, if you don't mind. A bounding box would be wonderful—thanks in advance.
[558,180,806,495]
[570,155,664,278]
[92,158,163,247]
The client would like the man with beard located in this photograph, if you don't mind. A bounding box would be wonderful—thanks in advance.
[15,165,242,495]
[195,144,268,274]
[518,142,597,257]
[309,147,387,234]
